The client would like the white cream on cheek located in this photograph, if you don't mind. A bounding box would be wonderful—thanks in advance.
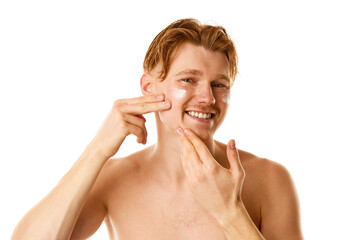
[171,88,187,99]
[222,93,231,104]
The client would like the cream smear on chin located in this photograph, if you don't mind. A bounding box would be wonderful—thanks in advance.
[222,93,231,104]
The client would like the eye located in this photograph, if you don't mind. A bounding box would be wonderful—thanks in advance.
[212,83,228,88]
[182,78,193,83]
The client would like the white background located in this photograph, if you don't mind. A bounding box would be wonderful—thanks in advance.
[1,0,359,239]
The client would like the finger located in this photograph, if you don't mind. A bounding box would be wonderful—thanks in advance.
[124,113,146,126]
[121,94,165,104]
[124,114,148,144]
[120,100,171,115]
[176,128,203,177]
[183,128,217,169]
[226,139,244,177]
[177,128,203,165]
[124,121,146,144]
[135,114,146,122]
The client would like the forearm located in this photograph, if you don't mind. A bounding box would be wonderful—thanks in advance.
[218,202,265,240]
[11,142,108,240]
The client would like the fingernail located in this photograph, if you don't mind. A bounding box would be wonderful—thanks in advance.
[176,127,183,136]
[157,94,164,101]
[230,140,236,149]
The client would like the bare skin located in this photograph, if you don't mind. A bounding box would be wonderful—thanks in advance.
[12,42,303,240]
[72,142,301,240]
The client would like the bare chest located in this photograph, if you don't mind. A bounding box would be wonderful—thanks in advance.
[105,182,228,240]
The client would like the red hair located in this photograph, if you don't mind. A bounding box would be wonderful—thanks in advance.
[143,18,238,83]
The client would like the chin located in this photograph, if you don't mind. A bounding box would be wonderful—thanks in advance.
[184,126,214,142]
[196,132,212,142]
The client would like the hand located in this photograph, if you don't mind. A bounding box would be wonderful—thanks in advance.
[176,128,245,221]
[92,94,171,159]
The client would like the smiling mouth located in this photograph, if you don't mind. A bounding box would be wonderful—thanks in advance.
[185,111,215,120]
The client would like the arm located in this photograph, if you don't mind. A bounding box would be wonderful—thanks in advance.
[69,155,111,240]
[11,143,108,240]
[11,94,171,240]
[259,161,303,240]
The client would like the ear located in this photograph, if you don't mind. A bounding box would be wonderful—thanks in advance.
[140,73,153,96]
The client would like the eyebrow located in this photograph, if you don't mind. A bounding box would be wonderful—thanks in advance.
[175,69,230,82]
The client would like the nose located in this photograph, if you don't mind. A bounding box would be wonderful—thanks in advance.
[195,83,216,105]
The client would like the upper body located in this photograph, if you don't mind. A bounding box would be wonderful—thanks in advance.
[12,18,303,240]
[72,143,302,240]
[71,36,303,239]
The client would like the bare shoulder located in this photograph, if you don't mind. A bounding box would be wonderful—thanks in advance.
[237,150,303,239]
[234,148,296,205]
[97,145,156,189]
[236,148,298,207]
[70,147,155,239]
[211,141,293,187]
[239,149,293,185]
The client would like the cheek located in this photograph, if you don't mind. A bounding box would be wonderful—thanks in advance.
[221,92,231,104]
[164,87,188,109]
[158,87,188,125]
[168,87,187,100]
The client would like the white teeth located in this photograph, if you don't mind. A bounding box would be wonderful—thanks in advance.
[187,111,212,119]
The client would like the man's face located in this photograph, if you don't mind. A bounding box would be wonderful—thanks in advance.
[152,42,231,141]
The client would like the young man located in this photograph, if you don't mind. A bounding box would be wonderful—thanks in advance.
[12,19,303,239]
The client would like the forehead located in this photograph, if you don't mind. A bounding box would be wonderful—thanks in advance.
[167,42,230,80]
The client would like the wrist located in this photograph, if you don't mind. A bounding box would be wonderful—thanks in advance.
[83,140,110,164]
[217,201,264,240]
[217,201,244,228]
